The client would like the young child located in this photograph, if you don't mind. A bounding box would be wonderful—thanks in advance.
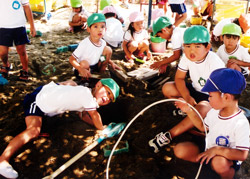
[174,68,249,179]
[149,25,225,153]
[0,78,120,178]
[191,0,213,21]
[212,14,250,46]
[102,6,124,48]
[0,0,36,81]
[68,0,90,33]
[122,11,152,63]
[168,0,187,27]
[150,16,186,74]
[217,23,250,78]
[69,13,118,80]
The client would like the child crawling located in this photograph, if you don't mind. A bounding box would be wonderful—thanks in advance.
[0,78,119,178]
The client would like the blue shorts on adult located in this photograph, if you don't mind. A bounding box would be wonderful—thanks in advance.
[23,86,45,117]
[170,3,187,14]
[0,27,30,47]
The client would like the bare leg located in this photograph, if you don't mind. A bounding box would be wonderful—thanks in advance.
[0,116,42,163]
[0,46,9,67]
[16,44,28,72]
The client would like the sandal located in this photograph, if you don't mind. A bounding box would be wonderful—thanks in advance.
[0,66,10,78]
[19,70,29,81]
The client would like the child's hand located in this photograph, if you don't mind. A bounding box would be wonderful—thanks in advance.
[110,61,121,70]
[147,51,152,60]
[174,98,191,113]
[150,61,163,69]
[196,147,218,164]
[30,27,36,37]
[79,68,91,79]
[159,64,168,74]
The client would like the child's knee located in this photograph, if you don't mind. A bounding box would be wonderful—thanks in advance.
[79,60,90,69]
[162,82,176,98]
[103,46,112,56]
[174,142,199,162]
[211,156,233,174]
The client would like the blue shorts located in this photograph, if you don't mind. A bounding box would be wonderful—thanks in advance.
[170,3,187,14]
[186,83,209,103]
[0,27,30,47]
[23,86,45,117]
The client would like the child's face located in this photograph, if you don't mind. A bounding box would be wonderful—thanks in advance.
[183,43,211,62]
[132,21,144,32]
[223,34,239,51]
[157,27,171,40]
[73,7,81,13]
[87,22,106,39]
[94,82,114,106]
[208,91,224,110]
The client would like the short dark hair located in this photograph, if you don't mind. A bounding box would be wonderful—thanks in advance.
[104,13,116,18]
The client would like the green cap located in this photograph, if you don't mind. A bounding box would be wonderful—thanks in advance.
[152,16,172,36]
[222,23,242,37]
[100,0,111,10]
[87,13,106,27]
[100,78,120,102]
[184,25,210,44]
[70,0,82,8]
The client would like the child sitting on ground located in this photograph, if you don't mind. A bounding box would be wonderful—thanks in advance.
[69,13,119,81]
[122,11,152,63]
[150,16,186,74]
[0,78,119,178]
[68,0,90,33]
[217,23,250,78]
[149,25,225,153]
[174,68,249,179]
[102,6,124,48]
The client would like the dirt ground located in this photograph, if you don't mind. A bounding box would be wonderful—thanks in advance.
[1,5,250,179]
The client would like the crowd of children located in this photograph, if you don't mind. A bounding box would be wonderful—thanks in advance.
[0,0,250,178]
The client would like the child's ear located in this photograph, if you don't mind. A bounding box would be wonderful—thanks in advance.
[220,35,223,42]
[87,26,91,33]
[95,81,102,89]
[206,43,212,51]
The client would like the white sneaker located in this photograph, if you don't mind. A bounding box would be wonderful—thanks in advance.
[0,161,18,178]
[149,131,172,153]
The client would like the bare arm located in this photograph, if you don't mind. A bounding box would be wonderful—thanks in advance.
[150,49,181,70]
[175,99,205,131]
[23,4,36,37]
[175,69,197,106]
[197,146,249,164]
[122,41,133,59]
[69,55,91,78]
[87,110,105,130]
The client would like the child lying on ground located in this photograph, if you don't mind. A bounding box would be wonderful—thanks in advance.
[0,78,119,178]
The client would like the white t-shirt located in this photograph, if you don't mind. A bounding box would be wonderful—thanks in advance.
[103,17,124,47]
[178,51,225,92]
[68,7,90,22]
[217,44,250,74]
[205,108,250,152]
[171,27,186,51]
[36,81,98,117]
[72,36,106,66]
[168,0,185,4]
[123,29,149,43]
[213,18,234,37]
[0,0,29,28]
